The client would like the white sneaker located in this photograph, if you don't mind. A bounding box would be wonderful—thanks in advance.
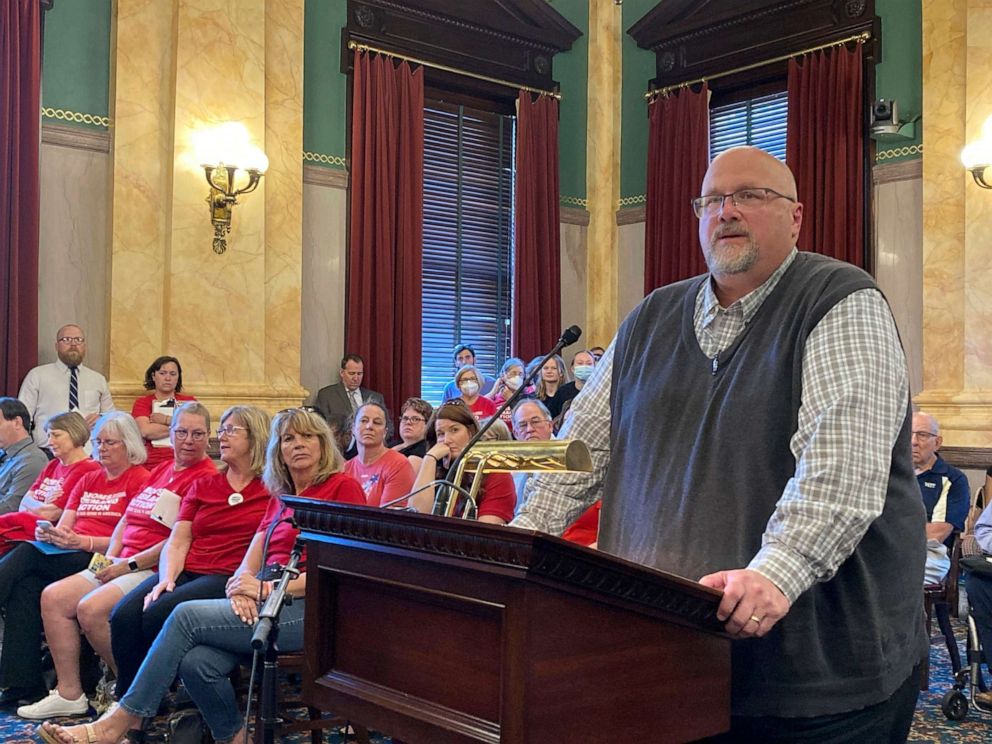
[16,688,89,719]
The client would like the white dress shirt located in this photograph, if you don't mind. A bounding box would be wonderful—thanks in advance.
[18,360,115,446]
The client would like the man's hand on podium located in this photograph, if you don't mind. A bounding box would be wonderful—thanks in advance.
[699,568,790,639]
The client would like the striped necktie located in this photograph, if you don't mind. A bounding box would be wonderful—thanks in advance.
[69,366,79,410]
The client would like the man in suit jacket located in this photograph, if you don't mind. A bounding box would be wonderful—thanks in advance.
[314,354,386,422]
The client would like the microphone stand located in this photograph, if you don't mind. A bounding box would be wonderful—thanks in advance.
[250,539,304,744]
[380,479,477,516]
[434,326,582,516]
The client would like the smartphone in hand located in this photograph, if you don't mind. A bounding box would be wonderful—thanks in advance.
[37,520,53,531]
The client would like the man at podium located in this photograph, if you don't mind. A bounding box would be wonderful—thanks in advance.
[512,146,926,743]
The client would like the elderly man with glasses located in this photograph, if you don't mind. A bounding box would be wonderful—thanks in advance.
[18,324,114,452]
[912,411,969,585]
[514,146,926,742]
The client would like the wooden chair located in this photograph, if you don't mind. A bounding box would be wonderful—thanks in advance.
[242,652,371,744]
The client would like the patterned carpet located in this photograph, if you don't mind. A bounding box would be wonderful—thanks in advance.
[0,623,989,742]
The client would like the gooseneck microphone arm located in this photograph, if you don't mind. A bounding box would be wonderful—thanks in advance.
[433,325,582,516]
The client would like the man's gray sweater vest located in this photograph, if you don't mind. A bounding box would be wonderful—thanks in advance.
[601,252,927,717]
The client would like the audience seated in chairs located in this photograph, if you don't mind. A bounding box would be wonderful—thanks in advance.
[36,408,366,744]
[408,401,516,525]
[108,405,271,699]
[0,412,149,709]
[0,412,100,557]
[17,403,218,720]
[344,402,415,507]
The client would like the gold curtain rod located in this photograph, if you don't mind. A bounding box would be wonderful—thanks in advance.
[348,40,562,101]
[644,30,871,101]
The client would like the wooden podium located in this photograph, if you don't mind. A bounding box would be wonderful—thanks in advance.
[286,499,731,744]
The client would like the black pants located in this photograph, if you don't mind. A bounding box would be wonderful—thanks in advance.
[109,571,230,695]
[0,542,91,690]
[700,664,920,743]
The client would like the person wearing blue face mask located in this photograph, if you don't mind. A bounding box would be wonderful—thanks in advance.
[555,350,597,430]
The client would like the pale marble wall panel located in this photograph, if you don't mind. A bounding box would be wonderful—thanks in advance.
[300,177,347,402]
[617,220,646,330]
[560,221,588,340]
[38,140,111,375]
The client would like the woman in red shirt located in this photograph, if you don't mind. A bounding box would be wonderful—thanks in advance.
[39,409,366,744]
[0,412,100,555]
[409,401,516,524]
[0,412,149,707]
[108,405,272,698]
[130,356,197,468]
[453,364,497,421]
[344,402,415,508]
[19,403,217,720]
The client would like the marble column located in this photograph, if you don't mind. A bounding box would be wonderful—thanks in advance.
[916,0,992,445]
[108,0,306,420]
[584,0,623,344]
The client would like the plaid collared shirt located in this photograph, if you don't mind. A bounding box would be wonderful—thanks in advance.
[513,249,909,604]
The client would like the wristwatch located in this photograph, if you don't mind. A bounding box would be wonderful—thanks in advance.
[127,558,140,572]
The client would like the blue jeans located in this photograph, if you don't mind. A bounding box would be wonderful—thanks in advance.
[119,596,306,741]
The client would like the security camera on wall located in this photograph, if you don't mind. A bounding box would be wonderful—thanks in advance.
[871,99,900,135]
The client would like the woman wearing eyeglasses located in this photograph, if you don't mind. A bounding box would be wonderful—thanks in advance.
[107,405,271,700]
[0,412,149,709]
[391,397,433,458]
[17,403,217,720]
[37,409,366,744]
[130,356,197,468]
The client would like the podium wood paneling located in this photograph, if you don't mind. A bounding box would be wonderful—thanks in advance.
[287,499,731,744]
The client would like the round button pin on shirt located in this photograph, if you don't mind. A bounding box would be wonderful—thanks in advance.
[228,493,244,506]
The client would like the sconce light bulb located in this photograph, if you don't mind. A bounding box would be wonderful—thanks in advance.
[961,141,992,170]
[982,114,992,142]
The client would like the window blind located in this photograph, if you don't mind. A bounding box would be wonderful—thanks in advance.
[709,90,789,161]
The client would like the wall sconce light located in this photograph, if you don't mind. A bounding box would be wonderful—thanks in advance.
[961,114,992,190]
[192,123,269,253]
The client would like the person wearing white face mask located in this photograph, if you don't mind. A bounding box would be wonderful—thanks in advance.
[487,358,528,431]
[453,365,497,422]
[554,350,597,431]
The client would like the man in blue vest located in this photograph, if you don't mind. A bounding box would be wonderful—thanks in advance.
[912,411,969,584]
[514,146,926,742]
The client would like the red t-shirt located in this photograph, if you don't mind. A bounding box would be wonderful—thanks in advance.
[130,393,198,467]
[22,457,102,511]
[344,450,415,507]
[119,457,217,558]
[257,472,365,566]
[66,465,151,537]
[178,471,270,574]
[475,472,516,523]
[466,395,498,421]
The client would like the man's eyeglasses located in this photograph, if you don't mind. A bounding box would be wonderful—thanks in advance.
[173,429,208,442]
[911,430,938,441]
[58,336,85,345]
[691,188,796,218]
[514,417,551,431]
[399,416,425,425]
[217,424,248,436]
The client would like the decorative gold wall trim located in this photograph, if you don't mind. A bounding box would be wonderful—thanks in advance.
[303,150,347,167]
[303,163,349,189]
[940,446,992,472]
[41,122,111,153]
[560,205,590,226]
[41,107,111,128]
[618,194,646,207]
[616,205,646,226]
[873,158,922,185]
[875,144,922,162]
[560,194,589,208]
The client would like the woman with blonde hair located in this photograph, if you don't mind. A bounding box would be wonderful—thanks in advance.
[107,405,272,698]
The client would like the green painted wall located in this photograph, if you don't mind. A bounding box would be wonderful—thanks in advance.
[874,0,923,162]
[41,0,112,128]
[549,0,588,206]
[303,0,348,167]
[620,0,658,204]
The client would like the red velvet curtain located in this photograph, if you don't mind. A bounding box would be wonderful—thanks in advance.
[786,43,865,267]
[644,83,710,293]
[513,92,561,362]
[346,52,424,414]
[0,0,41,395]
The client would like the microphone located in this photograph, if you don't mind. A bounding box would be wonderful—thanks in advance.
[435,326,582,517]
